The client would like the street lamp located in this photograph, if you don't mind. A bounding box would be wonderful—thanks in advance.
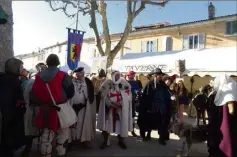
[0,5,8,24]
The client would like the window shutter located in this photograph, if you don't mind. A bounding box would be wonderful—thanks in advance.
[152,39,158,52]
[141,41,143,52]
[232,21,237,34]
[163,37,167,51]
[199,32,206,49]
[146,41,150,52]
[183,35,189,50]
[226,22,231,35]
[166,37,173,51]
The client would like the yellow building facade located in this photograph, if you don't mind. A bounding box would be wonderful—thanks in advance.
[109,14,237,92]
[113,14,237,55]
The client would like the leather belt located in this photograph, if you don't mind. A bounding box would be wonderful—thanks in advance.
[72,103,86,114]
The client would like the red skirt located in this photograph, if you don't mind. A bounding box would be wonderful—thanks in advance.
[35,106,59,132]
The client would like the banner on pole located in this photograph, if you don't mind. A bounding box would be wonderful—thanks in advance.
[67,28,85,70]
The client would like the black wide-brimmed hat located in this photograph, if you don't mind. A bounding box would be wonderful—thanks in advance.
[149,68,164,76]
[73,67,84,73]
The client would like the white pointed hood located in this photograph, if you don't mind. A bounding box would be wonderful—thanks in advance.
[214,74,237,106]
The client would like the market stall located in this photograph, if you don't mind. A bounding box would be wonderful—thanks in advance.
[111,46,237,92]
[112,46,237,76]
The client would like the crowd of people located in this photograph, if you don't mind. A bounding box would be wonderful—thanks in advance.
[0,53,236,157]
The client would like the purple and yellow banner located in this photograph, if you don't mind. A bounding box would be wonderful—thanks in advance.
[67,28,85,70]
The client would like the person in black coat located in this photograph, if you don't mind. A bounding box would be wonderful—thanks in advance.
[192,85,210,126]
[0,58,26,157]
[137,68,171,145]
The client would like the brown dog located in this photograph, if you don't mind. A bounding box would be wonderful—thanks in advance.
[169,120,208,156]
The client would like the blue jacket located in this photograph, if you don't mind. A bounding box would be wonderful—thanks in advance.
[127,79,139,94]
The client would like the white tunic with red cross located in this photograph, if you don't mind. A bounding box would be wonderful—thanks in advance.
[108,89,130,105]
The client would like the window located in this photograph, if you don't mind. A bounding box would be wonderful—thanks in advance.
[146,41,153,52]
[141,39,158,52]
[165,37,173,51]
[183,33,205,50]
[226,20,237,35]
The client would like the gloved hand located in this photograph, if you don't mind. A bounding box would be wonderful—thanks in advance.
[134,90,138,94]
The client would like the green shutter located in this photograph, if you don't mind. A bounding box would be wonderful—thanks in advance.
[226,21,231,35]
[232,21,237,35]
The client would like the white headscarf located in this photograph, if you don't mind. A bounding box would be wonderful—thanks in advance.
[111,70,121,85]
[214,74,237,106]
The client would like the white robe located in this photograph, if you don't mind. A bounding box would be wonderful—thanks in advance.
[97,79,133,137]
[69,79,95,142]
[22,79,40,136]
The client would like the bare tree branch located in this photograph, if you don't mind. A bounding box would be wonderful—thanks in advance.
[110,0,168,59]
[143,0,168,6]
[134,1,146,17]
[46,0,169,68]
[110,0,134,58]
[132,0,138,15]
[135,0,168,17]
[89,1,105,56]
[46,0,90,18]
[127,0,132,14]
[99,0,111,55]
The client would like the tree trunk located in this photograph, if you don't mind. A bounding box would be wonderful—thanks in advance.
[0,0,13,72]
[106,52,116,70]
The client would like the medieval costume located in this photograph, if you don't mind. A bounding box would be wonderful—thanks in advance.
[208,74,237,157]
[206,88,221,157]
[126,71,139,137]
[69,67,95,148]
[97,70,133,149]
[0,58,26,157]
[31,54,76,157]
[91,69,106,113]
[138,68,171,145]
[20,64,47,157]
[192,85,210,126]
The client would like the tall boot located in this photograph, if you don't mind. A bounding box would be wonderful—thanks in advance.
[100,131,109,149]
[140,129,146,141]
[117,135,127,149]
[131,123,138,137]
[144,130,151,141]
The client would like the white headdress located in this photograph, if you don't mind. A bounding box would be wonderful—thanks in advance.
[214,74,237,106]
[111,70,121,84]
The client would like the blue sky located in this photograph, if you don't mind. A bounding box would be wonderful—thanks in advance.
[12,1,237,55]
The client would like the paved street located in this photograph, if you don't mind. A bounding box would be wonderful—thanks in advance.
[21,113,208,157]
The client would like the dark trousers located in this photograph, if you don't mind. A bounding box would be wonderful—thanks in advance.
[140,130,151,138]
[139,112,170,141]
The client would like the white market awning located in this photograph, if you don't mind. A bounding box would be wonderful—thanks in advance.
[112,50,179,74]
[181,47,237,77]
[112,46,237,76]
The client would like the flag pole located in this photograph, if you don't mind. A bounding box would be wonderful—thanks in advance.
[76,0,80,30]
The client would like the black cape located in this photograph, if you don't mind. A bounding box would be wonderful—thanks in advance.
[137,80,171,131]
[0,73,26,152]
